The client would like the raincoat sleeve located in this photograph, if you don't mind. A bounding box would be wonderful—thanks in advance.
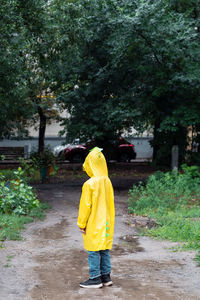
[77,182,92,229]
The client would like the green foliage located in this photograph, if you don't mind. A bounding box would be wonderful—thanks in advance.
[128,165,200,262]
[0,202,50,241]
[194,253,200,267]
[181,164,200,178]
[0,166,50,240]
[0,167,39,215]
[146,208,200,248]
[30,147,55,168]
[1,0,200,166]
[128,166,200,213]
[0,214,33,241]
[0,0,33,137]
[0,169,18,181]
[58,0,134,143]
[18,158,41,182]
[19,150,58,182]
[0,0,63,143]
[55,0,200,166]
[29,202,51,220]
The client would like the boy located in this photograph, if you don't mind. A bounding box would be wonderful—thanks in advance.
[77,147,115,288]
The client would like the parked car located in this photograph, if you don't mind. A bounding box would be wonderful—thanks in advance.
[53,144,69,157]
[53,139,81,158]
[54,137,136,163]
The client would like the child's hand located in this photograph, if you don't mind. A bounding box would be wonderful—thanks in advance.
[79,227,86,234]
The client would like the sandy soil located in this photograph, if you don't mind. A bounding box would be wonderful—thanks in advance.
[0,181,200,300]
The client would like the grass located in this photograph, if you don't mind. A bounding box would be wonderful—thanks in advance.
[0,167,51,241]
[128,165,200,266]
[6,255,14,261]
[144,207,200,250]
[195,253,200,266]
[0,202,50,241]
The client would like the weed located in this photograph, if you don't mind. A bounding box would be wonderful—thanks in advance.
[0,214,33,241]
[6,255,13,261]
[110,172,117,177]
[0,243,4,249]
[128,165,200,263]
[76,173,86,179]
[29,203,51,220]
[0,203,50,241]
[194,253,200,266]
[0,167,50,241]
[0,167,39,215]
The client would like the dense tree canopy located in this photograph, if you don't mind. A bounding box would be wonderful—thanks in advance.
[1,0,200,164]
[56,0,200,164]
[0,0,31,137]
[0,0,64,151]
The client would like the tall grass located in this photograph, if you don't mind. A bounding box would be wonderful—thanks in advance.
[128,165,200,264]
[0,168,50,240]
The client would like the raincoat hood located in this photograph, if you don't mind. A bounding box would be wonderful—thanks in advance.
[83,147,108,177]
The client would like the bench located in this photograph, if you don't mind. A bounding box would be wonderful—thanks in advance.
[0,147,25,161]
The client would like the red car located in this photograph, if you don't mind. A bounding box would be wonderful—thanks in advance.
[62,137,136,163]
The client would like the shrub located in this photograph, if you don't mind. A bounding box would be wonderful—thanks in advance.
[128,165,200,262]
[0,167,39,215]
[128,165,200,214]
[30,147,55,168]
[0,169,18,181]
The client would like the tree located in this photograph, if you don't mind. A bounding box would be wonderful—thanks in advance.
[57,0,135,146]
[57,0,200,165]
[1,0,200,165]
[15,0,63,152]
[0,0,64,152]
[111,0,200,165]
[0,0,32,138]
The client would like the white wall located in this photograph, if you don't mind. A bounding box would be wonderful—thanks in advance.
[127,137,153,159]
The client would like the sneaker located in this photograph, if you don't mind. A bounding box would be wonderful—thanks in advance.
[101,274,113,286]
[79,276,103,289]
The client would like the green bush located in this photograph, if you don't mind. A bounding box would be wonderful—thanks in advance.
[30,147,55,168]
[128,165,200,262]
[0,167,39,215]
[0,169,18,181]
[19,148,58,182]
[128,165,200,214]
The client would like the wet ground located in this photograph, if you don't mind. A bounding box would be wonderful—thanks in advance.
[0,178,200,299]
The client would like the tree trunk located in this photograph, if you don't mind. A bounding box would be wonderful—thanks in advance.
[38,106,46,153]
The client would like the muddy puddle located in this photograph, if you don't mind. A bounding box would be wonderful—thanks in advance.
[112,234,144,255]
[33,219,69,240]
[30,249,182,300]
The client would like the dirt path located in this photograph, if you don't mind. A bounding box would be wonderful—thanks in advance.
[0,183,200,300]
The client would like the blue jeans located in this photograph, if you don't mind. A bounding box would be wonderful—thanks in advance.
[88,249,111,279]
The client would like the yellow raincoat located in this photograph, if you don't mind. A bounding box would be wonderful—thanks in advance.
[77,147,115,251]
